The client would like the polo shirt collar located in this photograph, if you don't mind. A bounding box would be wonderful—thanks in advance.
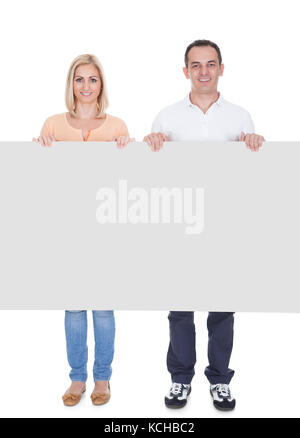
[185,93,224,108]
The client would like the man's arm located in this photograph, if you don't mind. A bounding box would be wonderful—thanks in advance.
[240,110,265,152]
[143,111,169,151]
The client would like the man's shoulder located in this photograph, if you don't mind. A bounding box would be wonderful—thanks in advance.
[220,97,251,116]
[154,97,188,120]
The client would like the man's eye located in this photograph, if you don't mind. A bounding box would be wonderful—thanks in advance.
[208,64,215,67]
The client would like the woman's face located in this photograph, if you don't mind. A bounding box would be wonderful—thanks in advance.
[73,63,102,105]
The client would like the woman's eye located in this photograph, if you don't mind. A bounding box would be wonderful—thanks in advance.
[75,78,82,82]
[91,78,97,83]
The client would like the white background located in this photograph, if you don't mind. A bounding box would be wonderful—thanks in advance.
[0,0,299,418]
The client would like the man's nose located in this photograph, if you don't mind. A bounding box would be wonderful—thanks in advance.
[200,66,208,76]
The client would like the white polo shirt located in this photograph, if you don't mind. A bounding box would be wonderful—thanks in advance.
[151,94,255,141]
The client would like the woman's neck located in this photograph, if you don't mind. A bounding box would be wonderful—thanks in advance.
[73,102,99,119]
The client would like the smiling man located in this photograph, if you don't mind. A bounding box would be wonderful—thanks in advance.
[144,39,265,411]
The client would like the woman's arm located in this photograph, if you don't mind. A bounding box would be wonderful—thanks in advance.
[112,120,134,148]
[33,118,56,146]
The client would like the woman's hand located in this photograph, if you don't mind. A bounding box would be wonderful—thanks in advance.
[113,136,135,149]
[32,135,55,147]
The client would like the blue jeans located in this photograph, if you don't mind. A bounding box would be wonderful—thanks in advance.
[64,310,115,382]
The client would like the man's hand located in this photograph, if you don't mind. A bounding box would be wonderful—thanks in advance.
[143,132,169,151]
[240,131,265,152]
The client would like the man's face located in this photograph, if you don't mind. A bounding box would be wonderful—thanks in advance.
[183,46,224,93]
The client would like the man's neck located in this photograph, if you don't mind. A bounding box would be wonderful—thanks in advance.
[189,90,220,114]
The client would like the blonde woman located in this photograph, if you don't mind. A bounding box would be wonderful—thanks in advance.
[34,54,132,406]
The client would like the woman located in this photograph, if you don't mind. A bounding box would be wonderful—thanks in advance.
[34,54,132,406]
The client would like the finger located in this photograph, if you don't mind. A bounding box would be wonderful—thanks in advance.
[155,133,164,150]
[158,134,164,149]
[143,135,152,148]
[248,134,254,150]
[240,131,245,141]
[251,137,259,151]
[120,137,127,148]
[123,137,130,147]
[243,134,250,148]
[148,136,155,149]
[252,135,259,150]
[258,136,264,148]
[116,137,122,148]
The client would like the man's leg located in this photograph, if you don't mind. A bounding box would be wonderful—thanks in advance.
[205,312,235,411]
[165,311,195,408]
[167,311,196,384]
[204,312,235,384]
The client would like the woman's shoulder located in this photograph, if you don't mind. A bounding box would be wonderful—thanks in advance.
[43,113,67,126]
[105,113,127,127]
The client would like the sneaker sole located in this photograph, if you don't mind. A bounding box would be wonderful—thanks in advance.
[212,402,236,412]
[165,399,187,409]
[210,389,236,411]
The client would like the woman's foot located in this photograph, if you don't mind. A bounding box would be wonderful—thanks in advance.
[62,381,86,406]
[91,381,111,405]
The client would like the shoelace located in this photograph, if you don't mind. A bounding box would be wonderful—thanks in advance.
[171,383,183,395]
[214,384,230,398]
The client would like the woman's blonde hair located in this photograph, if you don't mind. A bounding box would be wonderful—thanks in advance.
[65,54,109,118]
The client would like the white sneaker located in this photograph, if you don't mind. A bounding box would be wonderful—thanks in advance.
[165,382,191,409]
[210,383,236,411]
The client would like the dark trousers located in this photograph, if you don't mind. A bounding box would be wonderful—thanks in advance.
[167,311,235,385]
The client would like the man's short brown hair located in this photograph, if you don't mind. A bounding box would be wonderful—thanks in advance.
[184,40,222,67]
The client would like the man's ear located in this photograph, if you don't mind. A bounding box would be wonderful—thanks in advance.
[183,66,190,79]
[219,63,224,76]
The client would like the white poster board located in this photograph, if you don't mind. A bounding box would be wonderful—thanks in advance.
[0,141,299,311]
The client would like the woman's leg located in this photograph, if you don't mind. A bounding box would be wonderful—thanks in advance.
[92,310,115,382]
[64,310,88,382]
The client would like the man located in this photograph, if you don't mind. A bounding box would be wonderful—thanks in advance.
[144,40,265,411]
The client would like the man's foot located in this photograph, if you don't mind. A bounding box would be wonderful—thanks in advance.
[165,383,191,409]
[210,384,236,411]
[91,381,111,405]
[62,381,86,407]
